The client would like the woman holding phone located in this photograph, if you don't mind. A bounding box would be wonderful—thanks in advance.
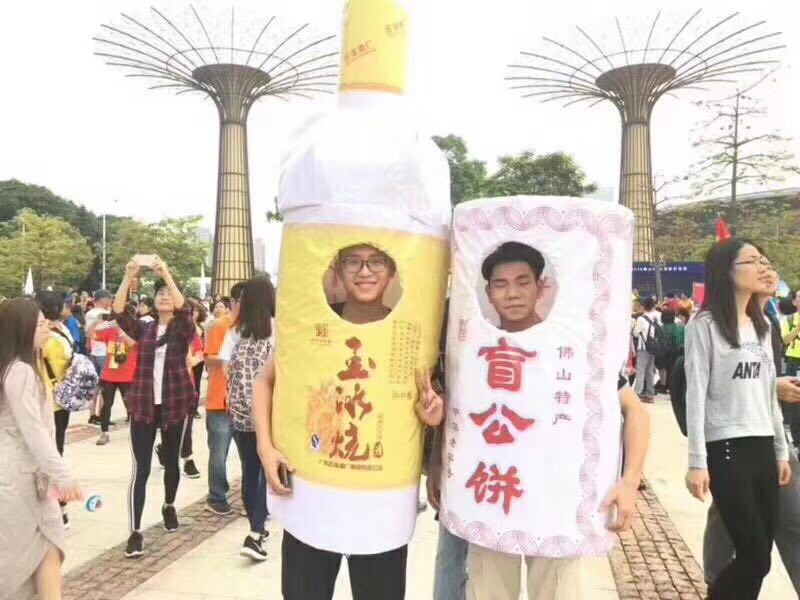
[685,239,791,599]
[113,256,196,559]
[0,298,82,599]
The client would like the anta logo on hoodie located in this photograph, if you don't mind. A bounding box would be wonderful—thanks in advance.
[732,361,761,380]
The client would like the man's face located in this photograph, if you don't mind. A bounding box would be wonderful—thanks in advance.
[337,245,395,305]
[794,290,800,310]
[485,261,542,328]
[96,297,112,310]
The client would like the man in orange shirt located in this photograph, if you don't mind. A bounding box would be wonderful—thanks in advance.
[204,281,245,515]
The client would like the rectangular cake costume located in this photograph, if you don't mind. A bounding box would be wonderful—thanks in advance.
[441,195,634,557]
[271,0,451,555]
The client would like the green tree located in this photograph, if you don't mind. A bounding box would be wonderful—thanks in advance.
[0,209,94,296]
[432,135,487,205]
[483,151,597,198]
[0,179,101,243]
[105,216,209,290]
[687,93,799,232]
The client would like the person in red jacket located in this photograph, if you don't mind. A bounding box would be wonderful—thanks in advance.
[95,322,137,445]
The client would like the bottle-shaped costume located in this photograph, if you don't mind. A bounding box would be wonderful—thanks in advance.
[272,0,451,554]
[441,196,633,557]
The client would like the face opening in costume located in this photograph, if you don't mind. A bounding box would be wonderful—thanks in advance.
[482,241,547,333]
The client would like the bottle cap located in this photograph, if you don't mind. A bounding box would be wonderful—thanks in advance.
[340,0,410,95]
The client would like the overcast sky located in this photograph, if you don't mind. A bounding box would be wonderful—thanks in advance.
[1,0,799,274]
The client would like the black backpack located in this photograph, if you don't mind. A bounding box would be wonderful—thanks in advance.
[641,316,668,359]
[669,355,688,436]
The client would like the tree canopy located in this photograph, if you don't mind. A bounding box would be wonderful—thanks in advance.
[431,137,597,203]
[0,209,94,297]
[0,180,209,296]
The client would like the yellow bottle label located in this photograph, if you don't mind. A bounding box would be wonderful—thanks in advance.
[273,223,449,490]
[339,0,409,95]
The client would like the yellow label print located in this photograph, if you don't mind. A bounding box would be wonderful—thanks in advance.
[340,0,409,94]
[273,224,449,490]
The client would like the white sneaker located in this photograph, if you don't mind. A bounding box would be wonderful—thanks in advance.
[96,432,110,446]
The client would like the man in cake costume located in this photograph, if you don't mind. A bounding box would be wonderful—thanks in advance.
[429,200,650,600]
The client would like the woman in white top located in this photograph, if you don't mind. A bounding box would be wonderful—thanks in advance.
[0,298,82,600]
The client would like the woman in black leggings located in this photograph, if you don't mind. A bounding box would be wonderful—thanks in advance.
[113,256,195,559]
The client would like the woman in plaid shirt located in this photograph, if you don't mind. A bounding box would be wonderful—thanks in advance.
[112,257,196,559]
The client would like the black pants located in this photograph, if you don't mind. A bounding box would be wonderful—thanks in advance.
[192,362,204,401]
[128,406,187,531]
[282,531,407,600]
[54,410,69,455]
[707,436,778,599]
[54,410,70,509]
[181,408,194,459]
[100,381,130,433]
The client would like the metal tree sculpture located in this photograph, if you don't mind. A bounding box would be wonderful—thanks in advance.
[508,11,783,261]
[96,6,338,294]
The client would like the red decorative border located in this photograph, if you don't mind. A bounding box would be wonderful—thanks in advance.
[441,205,633,557]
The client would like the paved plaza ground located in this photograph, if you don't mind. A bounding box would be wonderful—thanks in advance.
[57,394,797,599]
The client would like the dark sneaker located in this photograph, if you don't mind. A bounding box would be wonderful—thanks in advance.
[155,443,165,468]
[183,459,200,479]
[88,414,102,428]
[193,411,202,420]
[62,512,70,530]
[240,535,268,561]
[108,420,119,430]
[205,499,233,516]
[125,531,143,558]
[162,505,179,532]
[417,500,428,513]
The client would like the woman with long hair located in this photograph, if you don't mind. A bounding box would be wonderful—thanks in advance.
[0,298,82,599]
[113,257,196,559]
[221,276,275,560]
[685,238,791,599]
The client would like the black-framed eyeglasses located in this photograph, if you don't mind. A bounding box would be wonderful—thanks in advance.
[340,257,389,274]
[733,258,771,268]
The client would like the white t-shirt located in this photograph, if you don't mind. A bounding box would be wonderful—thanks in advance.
[220,322,275,362]
[86,307,112,357]
[139,315,155,324]
[633,310,662,352]
[153,325,167,406]
[219,328,242,363]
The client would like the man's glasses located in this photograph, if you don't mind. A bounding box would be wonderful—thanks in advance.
[340,257,389,274]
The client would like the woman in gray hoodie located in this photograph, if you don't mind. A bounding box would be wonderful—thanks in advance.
[685,238,791,599]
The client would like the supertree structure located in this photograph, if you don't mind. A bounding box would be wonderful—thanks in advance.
[96,6,338,294]
[508,11,782,261]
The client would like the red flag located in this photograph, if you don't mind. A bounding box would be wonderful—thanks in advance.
[716,214,731,241]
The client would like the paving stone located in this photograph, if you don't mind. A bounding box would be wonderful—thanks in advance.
[608,479,708,599]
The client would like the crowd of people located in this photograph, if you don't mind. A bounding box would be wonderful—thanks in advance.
[3,238,800,599]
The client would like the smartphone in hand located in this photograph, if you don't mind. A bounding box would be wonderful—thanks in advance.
[133,254,157,269]
[278,464,293,490]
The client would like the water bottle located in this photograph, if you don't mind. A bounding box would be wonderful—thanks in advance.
[85,494,103,512]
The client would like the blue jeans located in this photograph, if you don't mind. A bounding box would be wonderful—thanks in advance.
[434,521,468,600]
[234,430,268,534]
[206,410,235,504]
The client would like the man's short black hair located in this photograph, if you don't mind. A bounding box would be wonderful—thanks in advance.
[661,309,676,324]
[481,242,545,282]
[641,296,657,311]
[37,290,64,321]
